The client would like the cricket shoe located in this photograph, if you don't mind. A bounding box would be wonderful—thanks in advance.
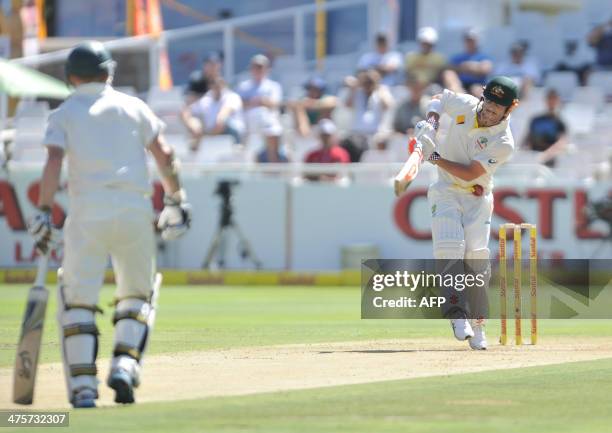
[450,318,474,341]
[71,388,97,409]
[469,324,488,350]
[108,368,135,404]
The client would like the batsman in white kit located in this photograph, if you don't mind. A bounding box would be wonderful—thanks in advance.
[395,76,519,350]
[28,41,192,408]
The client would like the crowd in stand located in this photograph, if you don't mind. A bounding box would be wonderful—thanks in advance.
[169,23,612,179]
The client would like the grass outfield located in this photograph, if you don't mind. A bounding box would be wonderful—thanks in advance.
[1,284,612,432]
[1,359,611,433]
[1,284,612,367]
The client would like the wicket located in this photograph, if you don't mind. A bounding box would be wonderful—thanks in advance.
[499,223,537,345]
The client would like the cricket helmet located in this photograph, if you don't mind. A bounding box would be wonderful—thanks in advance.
[483,76,519,106]
[65,41,116,79]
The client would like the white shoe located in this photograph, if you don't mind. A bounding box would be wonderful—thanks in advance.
[450,318,474,341]
[469,324,488,350]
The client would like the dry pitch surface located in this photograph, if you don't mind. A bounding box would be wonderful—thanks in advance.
[2,336,612,409]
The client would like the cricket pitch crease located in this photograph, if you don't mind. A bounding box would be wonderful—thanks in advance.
[2,336,612,409]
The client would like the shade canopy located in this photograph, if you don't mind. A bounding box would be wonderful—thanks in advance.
[0,58,70,99]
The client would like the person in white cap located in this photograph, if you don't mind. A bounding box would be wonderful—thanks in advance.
[257,119,288,163]
[236,54,283,134]
[405,26,447,87]
[304,119,350,181]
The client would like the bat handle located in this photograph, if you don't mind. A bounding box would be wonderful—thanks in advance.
[34,255,49,287]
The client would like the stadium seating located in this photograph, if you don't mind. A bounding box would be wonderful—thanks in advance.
[587,71,612,100]
[544,71,578,101]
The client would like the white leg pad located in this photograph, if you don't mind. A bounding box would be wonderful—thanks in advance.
[58,305,99,398]
[432,216,465,259]
[111,298,154,386]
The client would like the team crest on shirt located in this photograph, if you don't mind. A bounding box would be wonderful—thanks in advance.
[476,136,488,150]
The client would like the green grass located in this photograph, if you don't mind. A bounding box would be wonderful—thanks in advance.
[1,284,611,367]
[4,358,612,433]
[2,284,612,432]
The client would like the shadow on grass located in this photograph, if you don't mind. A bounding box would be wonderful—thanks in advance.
[318,349,466,354]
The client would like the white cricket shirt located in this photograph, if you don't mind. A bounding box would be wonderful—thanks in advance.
[43,83,163,203]
[433,89,515,192]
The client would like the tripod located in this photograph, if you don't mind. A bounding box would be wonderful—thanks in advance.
[201,181,262,269]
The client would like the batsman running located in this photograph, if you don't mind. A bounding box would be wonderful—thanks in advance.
[395,76,519,350]
[28,41,191,408]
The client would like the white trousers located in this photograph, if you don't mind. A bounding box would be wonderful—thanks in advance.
[428,183,492,320]
[58,203,155,399]
[427,183,493,259]
[62,208,156,305]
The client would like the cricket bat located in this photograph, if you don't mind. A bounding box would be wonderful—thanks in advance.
[13,255,50,405]
[394,138,423,197]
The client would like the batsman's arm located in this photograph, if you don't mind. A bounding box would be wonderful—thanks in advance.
[429,157,485,181]
[38,146,64,209]
[180,106,204,139]
[149,135,182,197]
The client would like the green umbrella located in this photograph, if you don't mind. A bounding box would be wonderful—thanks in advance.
[0,58,70,99]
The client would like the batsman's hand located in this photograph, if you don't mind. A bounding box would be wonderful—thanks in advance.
[414,120,437,160]
[28,207,58,254]
[157,190,192,241]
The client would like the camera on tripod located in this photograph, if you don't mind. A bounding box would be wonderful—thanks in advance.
[202,180,262,269]
[215,180,239,199]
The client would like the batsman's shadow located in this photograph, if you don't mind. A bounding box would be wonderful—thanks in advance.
[317,349,467,354]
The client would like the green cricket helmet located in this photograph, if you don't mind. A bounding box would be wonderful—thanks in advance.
[483,76,519,106]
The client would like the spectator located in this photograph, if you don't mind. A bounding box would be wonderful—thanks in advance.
[448,28,493,96]
[287,76,337,137]
[393,74,428,135]
[305,119,350,181]
[257,120,288,163]
[554,39,592,86]
[495,42,541,98]
[405,27,447,87]
[181,77,245,149]
[357,33,403,86]
[184,51,223,105]
[343,69,394,161]
[236,54,283,134]
[523,88,567,168]
[587,17,612,70]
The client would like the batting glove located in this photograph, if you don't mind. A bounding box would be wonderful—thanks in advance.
[157,190,192,241]
[28,207,58,254]
[414,119,437,141]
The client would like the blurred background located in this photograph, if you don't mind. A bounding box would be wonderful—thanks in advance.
[0,0,611,271]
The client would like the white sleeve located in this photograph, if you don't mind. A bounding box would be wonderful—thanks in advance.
[382,51,402,69]
[229,92,243,110]
[42,110,67,150]
[190,98,204,118]
[139,102,165,147]
[473,135,514,175]
[430,89,476,117]
[236,80,250,98]
[270,81,282,103]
